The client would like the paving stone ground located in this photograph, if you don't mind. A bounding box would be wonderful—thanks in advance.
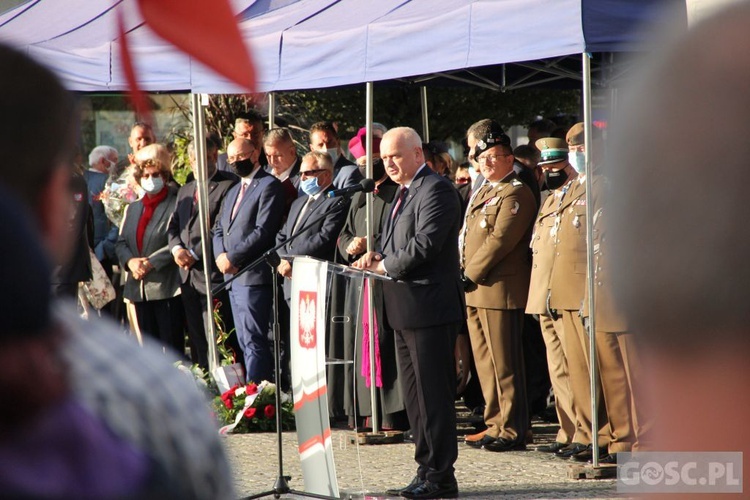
[224,418,624,499]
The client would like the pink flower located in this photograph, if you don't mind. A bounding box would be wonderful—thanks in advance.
[244,407,257,419]
[264,404,275,419]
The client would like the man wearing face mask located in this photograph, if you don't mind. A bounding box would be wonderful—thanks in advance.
[275,151,348,390]
[213,138,285,384]
[527,137,609,460]
[309,121,363,190]
[276,151,348,294]
[168,137,238,371]
[566,122,587,174]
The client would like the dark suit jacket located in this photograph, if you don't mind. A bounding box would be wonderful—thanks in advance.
[276,184,348,297]
[167,170,237,294]
[116,186,180,302]
[83,169,111,249]
[337,179,398,264]
[333,156,363,189]
[379,167,465,331]
[212,168,285,288]
[52,172,92,286]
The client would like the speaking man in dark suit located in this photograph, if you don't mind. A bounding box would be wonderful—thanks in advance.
[213,138,285,384]
[354,127,464,499]
[168,138,238,370]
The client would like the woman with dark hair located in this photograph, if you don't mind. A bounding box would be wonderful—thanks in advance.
[116,143,184,354]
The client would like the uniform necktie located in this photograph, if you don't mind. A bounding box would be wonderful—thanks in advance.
[391,186,408,221]
[231,182,247,220]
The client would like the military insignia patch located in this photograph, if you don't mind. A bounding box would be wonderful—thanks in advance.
[511,202,520,215]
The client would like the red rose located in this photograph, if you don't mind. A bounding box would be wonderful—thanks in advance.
[221,385,239,400]
[222,397,233,410]
[244,407,257,419]
[264,404,275,419]
[246,383,258,395]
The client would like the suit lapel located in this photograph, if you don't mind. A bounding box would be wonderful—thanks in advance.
[294,191,327,233]
[382,169,428,247]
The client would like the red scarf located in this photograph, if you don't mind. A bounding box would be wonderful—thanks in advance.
[136,188,168,253]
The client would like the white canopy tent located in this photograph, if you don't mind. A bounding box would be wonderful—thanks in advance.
[0,0,684,451]
[0,0,588,93]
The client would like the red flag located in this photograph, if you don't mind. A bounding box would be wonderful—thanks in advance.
[137,0,255,92]
[117,9,152,125]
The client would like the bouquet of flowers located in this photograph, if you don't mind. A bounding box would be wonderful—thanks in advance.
[96,170,142,227]
[214,380,296,434]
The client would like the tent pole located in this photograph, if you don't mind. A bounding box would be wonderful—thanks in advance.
[268,91,276,129]
[365,81,378,434]
[420,86,429,142]
[191,93,219,374]
[582,52,600,467]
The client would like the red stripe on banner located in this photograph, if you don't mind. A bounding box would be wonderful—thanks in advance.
[298,429,332,454]
[293,385,328,412]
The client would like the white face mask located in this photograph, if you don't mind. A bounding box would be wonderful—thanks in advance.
[141,175,164,195]
[568,151,586,173]
[320,147,338,166]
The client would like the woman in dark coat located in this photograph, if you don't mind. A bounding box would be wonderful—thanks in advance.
[116,143,184,354]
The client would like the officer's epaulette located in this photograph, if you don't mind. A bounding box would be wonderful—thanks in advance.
[511,179,523,187]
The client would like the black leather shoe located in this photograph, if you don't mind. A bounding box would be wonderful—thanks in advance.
[466,434,496,449]
[571,445,608,462]
[599,453,618,464]
[536,441,568,453]
[401,480,459,499]
[483,437,526,452]
[554,442,588,458]
[385,475,423,496]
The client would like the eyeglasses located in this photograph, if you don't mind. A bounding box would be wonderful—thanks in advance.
[300,169,326,177]
[227,151,254,163]
[477,154,510,165]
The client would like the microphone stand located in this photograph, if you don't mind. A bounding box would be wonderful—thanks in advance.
[224,193,352,500]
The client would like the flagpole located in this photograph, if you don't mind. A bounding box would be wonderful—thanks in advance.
[268,91,276,129]
[582,52,600,468]
[192,93,219,373]
[365,81,378,434]
[420,86,429,142]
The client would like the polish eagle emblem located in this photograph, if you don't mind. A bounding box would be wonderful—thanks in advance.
[298,291,317,348]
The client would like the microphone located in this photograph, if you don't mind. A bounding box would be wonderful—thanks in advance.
[326,178,376,198]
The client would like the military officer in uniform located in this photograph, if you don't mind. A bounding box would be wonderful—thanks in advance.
[575,123,652,462]
[460,128,537,452]
[526,138,577,454]
[541,134,609,460]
